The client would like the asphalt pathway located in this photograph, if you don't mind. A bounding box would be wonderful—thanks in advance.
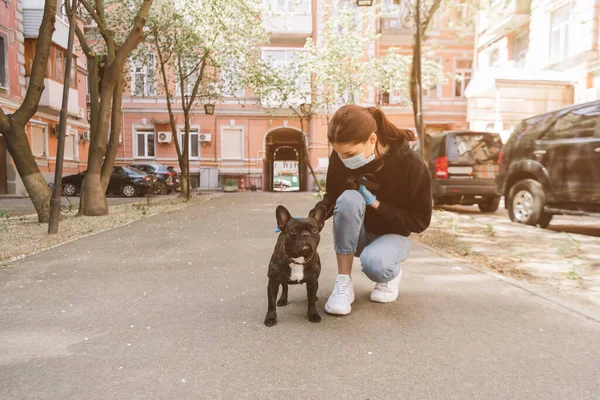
[1,193,599,399]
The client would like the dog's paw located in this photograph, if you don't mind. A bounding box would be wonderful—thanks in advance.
[264,314,278,327]
[277,298,288,307]
[308,313,321,323]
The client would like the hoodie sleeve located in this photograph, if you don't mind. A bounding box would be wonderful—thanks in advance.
[312,153,345,220]
[374,157,432,236]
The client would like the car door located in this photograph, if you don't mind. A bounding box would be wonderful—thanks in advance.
[534,104,600,204]
[108,167,125,194]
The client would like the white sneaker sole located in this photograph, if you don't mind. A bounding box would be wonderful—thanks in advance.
[324,291,355,315]
[370,290,398,303]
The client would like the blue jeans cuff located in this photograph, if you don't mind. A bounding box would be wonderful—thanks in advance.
[334,246,356,255]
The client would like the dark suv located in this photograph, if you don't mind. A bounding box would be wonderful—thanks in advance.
[496,101,600,228]
[130,163,177,195]
[422,131,503,212]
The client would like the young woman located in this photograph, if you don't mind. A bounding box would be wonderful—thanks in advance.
[311,104,432,315]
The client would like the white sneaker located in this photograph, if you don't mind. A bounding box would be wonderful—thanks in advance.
[324,274,355,315]
[370,270,402,303]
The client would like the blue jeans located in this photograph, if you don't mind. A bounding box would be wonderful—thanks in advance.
[333,190,411,283]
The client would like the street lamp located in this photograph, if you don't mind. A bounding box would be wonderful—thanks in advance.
[204,103,215,115]
[299,103,312,115]
[356,0,373,6]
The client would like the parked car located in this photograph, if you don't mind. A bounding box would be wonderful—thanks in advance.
[129,163,177,195]
[419,130,503,212]
[496,101,600,228]
[61,166,152,197]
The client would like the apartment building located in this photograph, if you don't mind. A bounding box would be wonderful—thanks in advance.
[466,0,600,142]
[118,0,475,191]
[2,0,474,194]
[0,0,89,195]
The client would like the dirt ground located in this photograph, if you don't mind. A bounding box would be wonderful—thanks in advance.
[0,194,220,266]
[415,207,600,310]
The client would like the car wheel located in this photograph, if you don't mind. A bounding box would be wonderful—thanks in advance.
[62,183,78,196]
[507,179,553,228]
[478,196,500,213]
[121,184,137,198]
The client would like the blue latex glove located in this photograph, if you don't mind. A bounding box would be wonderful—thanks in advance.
[358,184,376,205]
[275,216,301,233]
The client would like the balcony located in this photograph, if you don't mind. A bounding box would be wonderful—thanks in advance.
[31,78,80,116]
[478,0,531,41]
[263,16,312,44]
[379,17,414,46]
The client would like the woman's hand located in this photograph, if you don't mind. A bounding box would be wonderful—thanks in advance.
[357,184,377,206]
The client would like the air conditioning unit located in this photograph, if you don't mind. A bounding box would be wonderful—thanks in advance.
[81,130,91,141]
[78,107,85,118]
[86,94,91,103]
[199,133,212,142]
[157,131,172,143]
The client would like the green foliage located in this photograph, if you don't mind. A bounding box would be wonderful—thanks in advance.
[224,179,236,187]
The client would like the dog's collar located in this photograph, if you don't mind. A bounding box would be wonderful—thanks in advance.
[281,242,315,266]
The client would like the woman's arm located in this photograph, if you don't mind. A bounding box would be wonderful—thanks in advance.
[312,153,344,220]
[372,159,432,236]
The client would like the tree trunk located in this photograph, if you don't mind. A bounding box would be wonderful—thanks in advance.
[101,75,124,190]
[179,156,190,199]
[3,122,52,222]
[79,77,116,216]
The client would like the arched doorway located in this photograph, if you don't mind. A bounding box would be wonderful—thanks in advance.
[264,128,308,192]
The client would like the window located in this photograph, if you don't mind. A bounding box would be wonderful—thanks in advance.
[70,58,77,90]
[179,128,200,159]
[550,5,572,62]
[63,129,78,160]
[546,106,600,140]
[489,49,499,67]
[454,59,472,98]
[0,35,7,88]
[261,48,309,104]
[31,124,47,157]
[136,127,155,158]
[271,0,310,14]
[513,31,528,68]
[220,58,245,98]
[221,127,243,160]
[130,54,156,96]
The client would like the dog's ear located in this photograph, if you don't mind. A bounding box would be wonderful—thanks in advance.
[276,205,292,231]
[309,205,327,232]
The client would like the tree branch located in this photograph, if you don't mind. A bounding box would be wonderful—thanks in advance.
[421,0,443,34]
[155,33,183,161]
[115,0,153,66]
[13,0,57,125]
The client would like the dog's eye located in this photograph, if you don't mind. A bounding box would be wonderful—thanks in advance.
[312,227,318,233]
[291,228,298,234]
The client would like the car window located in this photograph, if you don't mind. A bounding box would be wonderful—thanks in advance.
[446,132,502,164]
[123,167,145,175]
[544,105,600,140]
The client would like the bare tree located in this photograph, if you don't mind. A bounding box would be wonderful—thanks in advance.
[70,0,153,216]
[0,0,57,222]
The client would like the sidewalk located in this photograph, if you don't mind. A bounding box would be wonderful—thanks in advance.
[1,193,599,399]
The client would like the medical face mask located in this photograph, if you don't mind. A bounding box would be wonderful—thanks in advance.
[339,141,376,170]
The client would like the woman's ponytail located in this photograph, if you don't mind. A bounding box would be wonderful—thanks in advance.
[366,107,416,144]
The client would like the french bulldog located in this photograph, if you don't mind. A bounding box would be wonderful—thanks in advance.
[264,205,327,327]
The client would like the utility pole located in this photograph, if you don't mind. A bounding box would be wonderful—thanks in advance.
[49,0,78,234]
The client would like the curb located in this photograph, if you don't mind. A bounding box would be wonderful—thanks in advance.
[413,239,600,324]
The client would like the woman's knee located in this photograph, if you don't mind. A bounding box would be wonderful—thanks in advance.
[334,190,365,217]
[360,249,400,283]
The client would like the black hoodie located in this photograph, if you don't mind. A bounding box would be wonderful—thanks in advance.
[312,138,432,237]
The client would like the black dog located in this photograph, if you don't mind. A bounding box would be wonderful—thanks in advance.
[264,205,326,327]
